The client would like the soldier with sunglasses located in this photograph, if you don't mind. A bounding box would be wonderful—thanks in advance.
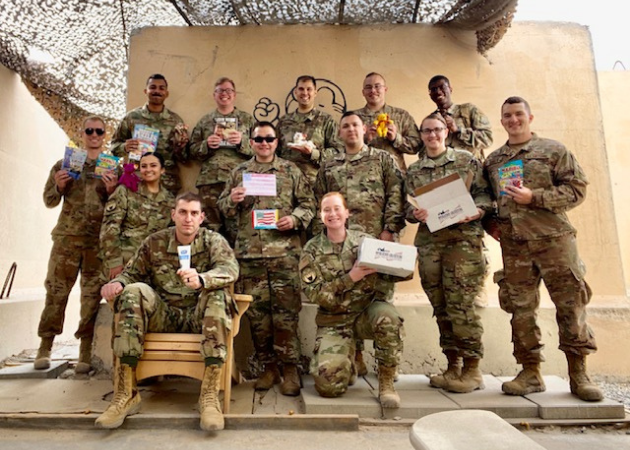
[35,116,118,374]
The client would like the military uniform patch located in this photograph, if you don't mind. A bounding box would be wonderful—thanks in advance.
[302,268,317,284]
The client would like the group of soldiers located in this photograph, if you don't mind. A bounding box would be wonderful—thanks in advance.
[34,71,602,432]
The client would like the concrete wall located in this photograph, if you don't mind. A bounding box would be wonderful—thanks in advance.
[0,64,80,359]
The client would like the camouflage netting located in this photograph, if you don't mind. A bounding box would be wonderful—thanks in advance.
[0,0,517,138]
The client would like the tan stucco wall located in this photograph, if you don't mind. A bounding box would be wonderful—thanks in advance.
[126,22,625,301]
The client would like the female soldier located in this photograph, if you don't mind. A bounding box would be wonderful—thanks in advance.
[100,152,174,280]
[299,192,404,407]
[406,113,491,393]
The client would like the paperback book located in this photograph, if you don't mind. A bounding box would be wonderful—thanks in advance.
[132,124,160,161]
[61,146,88,180]
[94,153,120,178]
[498,160,524,196]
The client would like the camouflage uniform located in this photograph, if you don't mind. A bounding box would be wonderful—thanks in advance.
[484,133,596,363]
[38,158,109,340]
[354,104,421,172]
[405,148,491,359]
[313,145,406,302]
[217,156,315,365]
[434,104,493,161]
[110,104,187,194]
[277,108,343,186]
[300,229,404,397]
[111,228,239,361]
[100,183,174,272]
[187,108,255,237]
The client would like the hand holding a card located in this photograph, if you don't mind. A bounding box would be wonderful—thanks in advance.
[276,215,295,231]
[230,186,246,203]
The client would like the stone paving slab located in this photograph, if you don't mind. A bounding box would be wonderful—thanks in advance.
[441,375,539,419]
[0,361,69,379]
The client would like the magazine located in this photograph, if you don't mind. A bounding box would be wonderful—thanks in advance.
[214,117,238,148]
[132,124,160,161]
[94,153,120,178]
[61,146,88,180]
[498,160,524,196]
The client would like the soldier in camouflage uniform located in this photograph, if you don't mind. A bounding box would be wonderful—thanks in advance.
[406,113,491,393]
[100,152,174,280]
[36,116,118,374]
[314,111,406,376]
[96,192,239,431]
[218,121,315,396]
[110,74,189,195]
[427,75,495,308]
[277,75,343,186]
[300,192,403,406]
[354,72,420,172]
[187,77,255,241]
[484,96,602,402]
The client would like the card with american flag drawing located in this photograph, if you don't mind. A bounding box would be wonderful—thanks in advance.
[252,209,279,229]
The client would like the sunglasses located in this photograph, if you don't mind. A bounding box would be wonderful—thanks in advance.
[85,128,105,136]
[253,136,276,143]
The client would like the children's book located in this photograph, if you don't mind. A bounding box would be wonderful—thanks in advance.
[94,153,120,178]
[132,124,160,161]
[61,146,88,179]
[498,160,524,196]
[214,117,238,148]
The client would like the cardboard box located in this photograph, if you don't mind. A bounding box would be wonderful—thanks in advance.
[357,237,417,278]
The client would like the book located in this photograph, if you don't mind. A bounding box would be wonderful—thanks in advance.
[214,117,238,148]
[132,124,160,161]
[94,153,120,178]
[412,172,479,233]
[498,160,524,196]
[252,209,278,229]
[61,146,88,180]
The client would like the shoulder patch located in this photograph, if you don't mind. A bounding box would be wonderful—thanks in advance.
[301,267,318,284]
[105,202,117,213]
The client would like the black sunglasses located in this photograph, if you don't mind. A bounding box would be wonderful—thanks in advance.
[85,128,105,136]
[253,136,276,143]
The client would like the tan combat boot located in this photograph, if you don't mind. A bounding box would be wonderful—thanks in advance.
[254,362,281,390]
[75,337,92,374]
[429,350,462,389]
[502,363,546,396]
[95,363,141,429]
[566,354,603,402]
[446,357,485,393]
[355,350,368,377]
[34,337,54,370]
[199,365,224,431]
[280,364,301,396]
[378,364,400,408]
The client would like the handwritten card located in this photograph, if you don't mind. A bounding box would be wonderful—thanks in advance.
[243,173,277,196]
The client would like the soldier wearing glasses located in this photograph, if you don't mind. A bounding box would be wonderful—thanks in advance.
[187,77,255,240]
[35,116,118,374]
[218,121,315,397]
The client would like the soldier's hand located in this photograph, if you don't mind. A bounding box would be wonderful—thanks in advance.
[226,130,243,146]
[386,122,398,142]
[379,229,394,242]
[125,138,139,153]
[349,261,377,282]
[101,282,124,303]
[178,268,202,290]
[443,114,458,133]
[365,125,378,143]
[504,185,533,205]
[413,207,429,223]
[289,143,313,155]
[459,208,484,224]
[276,215,295,231]
[54,169,72,191]
[207,134,222,149]
[108,266,124,280]
[101,170,118,195]
[230,186,246,203]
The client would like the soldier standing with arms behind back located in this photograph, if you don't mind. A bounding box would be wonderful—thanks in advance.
[484,96,602,401]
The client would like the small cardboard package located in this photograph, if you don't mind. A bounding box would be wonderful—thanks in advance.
[357,237,417,278]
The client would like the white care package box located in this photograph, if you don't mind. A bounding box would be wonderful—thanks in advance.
[357,237,417,278]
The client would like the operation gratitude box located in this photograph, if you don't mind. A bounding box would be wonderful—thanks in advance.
[357,237,417,278]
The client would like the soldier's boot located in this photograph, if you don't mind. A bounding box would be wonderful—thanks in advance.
[279,364,301,397]
[349,359,358,386]
[75,337,93,374]
[199,365,224,431]
[429,351,462,389]
[95,363,141,429]
[254,362,281,390]
[378,364,400,408]
[445,358,485,393]
[502,363,546,396]
[34,337,54,370]
[355,350,368,377]
[566,354,603,402]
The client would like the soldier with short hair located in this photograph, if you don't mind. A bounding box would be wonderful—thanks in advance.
[187,77,255,240]
[35,116,118,374]
[484,96,602,402]
[218,121,315,397]
[110,73,189,195]
[96,192,239,431]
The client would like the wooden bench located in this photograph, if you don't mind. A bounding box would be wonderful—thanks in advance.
[135,292,252,414]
